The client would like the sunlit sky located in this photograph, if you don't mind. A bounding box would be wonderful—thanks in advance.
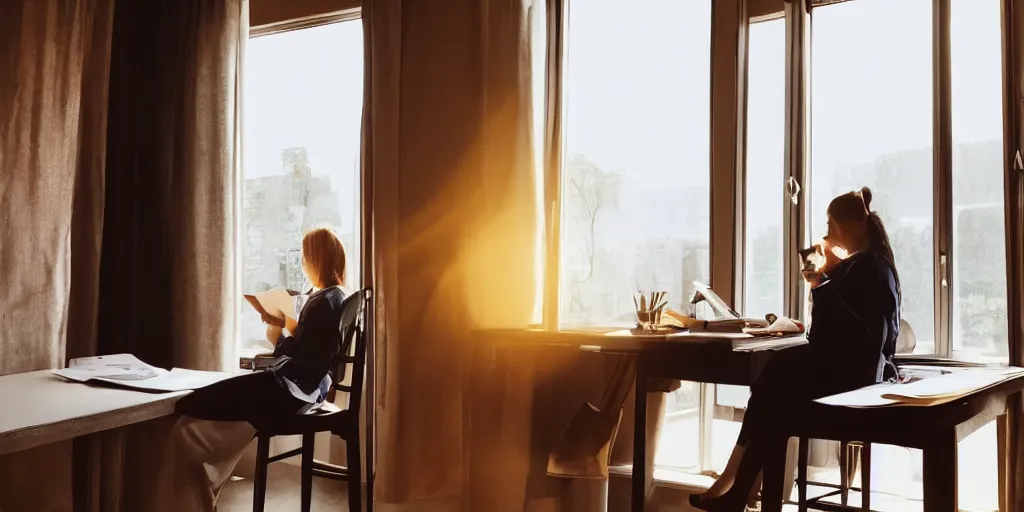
[243,20,363,237]
[241,0,1005,311]
[565,0,1002,240]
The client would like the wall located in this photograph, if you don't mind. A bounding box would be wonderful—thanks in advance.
[250,0,360,28]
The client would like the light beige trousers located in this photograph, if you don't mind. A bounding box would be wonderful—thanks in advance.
[152,416,257,512]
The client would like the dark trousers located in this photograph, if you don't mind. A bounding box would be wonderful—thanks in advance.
[734,344,864,512]
[176,370,304,423]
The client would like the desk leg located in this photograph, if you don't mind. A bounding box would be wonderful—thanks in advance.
[632,359,648,512]
[72,429,126,512]
[922,430,958,512]
[73,434,100,512]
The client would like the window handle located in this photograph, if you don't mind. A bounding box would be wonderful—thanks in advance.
[940,252,948,288]
[1015,149,1023,173]
[787,177,801,206]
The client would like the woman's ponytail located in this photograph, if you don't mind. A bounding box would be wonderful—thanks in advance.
[862,187,901,294]
[830,186,902,294]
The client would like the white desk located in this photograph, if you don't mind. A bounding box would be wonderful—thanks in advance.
[0,370,188,456]
[0,370,193,511]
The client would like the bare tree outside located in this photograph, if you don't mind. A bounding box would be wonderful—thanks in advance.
[564,153,622,283]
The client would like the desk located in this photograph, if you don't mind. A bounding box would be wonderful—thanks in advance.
[486,328,806,512]
[788,371,1024,512]
[0,370,189,511]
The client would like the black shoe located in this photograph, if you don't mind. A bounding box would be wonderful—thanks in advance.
[688,492,747,512]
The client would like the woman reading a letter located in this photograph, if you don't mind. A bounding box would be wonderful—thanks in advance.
[154,227,348,511]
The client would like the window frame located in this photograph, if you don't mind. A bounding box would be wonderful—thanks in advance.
[784,0,1010,362]
[239,12,365,354]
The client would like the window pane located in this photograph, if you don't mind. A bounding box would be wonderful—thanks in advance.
[951,0,1009,363]
[714,19,788,468]
[240,22,364,352]
[559,0,711,327]
[743,18,786,321]
[655,381,701,471]
[810,0,935,354]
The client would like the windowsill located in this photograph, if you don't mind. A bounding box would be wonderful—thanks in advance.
[609,464,715,493]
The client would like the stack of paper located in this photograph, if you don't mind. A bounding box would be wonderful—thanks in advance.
[52,354,235,392]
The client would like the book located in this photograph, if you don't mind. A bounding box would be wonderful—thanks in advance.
[52,353,235,392]
[243,288,301,328]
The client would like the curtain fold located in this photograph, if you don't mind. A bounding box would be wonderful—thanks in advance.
[0,1,114,510]
[99,0,243,372]
[363,0,540,507]
[0,0,244,510]
[0,0,114,376]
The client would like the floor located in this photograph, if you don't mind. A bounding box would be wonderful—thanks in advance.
[220,463,351,512]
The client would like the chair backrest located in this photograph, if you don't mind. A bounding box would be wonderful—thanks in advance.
[332,288,371,414]
[896,318,917,354]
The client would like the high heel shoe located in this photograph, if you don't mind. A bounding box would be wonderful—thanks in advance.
[688,491,748,512]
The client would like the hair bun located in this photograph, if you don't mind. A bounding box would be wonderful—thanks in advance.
[860,187,873,210]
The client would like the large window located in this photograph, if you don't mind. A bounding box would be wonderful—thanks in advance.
[559,0,711,328]
[559,0,712,474]
[547,0,1012,502]
[810,0,935,354]
[805,1,1004,509]
[239,20,364,352]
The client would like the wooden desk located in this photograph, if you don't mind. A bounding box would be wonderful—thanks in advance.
[486,328,806,512]
[0,370,189,511]
[787,371,1024,512]
[488,330,1024,512]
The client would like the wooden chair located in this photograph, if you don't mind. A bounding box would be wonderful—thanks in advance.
[251,288,373,512]
[789,320,914,511]
[793,437,872,511]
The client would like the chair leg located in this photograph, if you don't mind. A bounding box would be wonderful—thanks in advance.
[253,434,270,512]
[301,433,315,512]
[839,441,849,506]
[797,437,809,512]
[347,438,363,512]
[861,443,871,511]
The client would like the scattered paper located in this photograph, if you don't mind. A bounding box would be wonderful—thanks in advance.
[52,353,235,392]
[54,354,165,382]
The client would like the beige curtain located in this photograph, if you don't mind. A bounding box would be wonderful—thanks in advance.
[0,1,114,510]
[362,0,540,508]
[0,0,244,510]
[97,0,243,372]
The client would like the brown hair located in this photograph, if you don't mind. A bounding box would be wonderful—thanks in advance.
[302,227,347,288]
[828,187,901,292]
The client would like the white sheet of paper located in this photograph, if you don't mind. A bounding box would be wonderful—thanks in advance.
[94,368,234,392]
[252,287,298,322]
[816,367,1024,408]
[815,383,901,408]
[881,368,1023,400]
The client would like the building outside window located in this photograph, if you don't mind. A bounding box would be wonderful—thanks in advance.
[240,19,363,352]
